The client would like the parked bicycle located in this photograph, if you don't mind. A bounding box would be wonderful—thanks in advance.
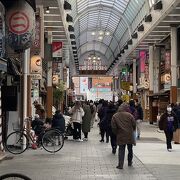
[0,173,31,180]
[4,117,64,154]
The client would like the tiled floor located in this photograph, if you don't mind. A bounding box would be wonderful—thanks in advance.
[0,122,179,180]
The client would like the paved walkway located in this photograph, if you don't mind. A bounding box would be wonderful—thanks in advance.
[0,122,180,180]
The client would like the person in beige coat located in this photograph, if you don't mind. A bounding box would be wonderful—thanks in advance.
[111,102,136,169]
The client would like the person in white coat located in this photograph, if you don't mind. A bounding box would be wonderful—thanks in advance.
[69,101,85,141]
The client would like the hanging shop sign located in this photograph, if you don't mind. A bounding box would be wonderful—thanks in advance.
[31,8,41,54]
[31,55,42,80]
[52,75,59,85]
[165,51,171,71]
[139,50,146,73]
[161,73,171,84]
[52,42,63,62]
[6,0,35,51]
[120,81,130,91]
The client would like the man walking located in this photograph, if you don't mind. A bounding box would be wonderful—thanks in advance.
[111,103,136,169]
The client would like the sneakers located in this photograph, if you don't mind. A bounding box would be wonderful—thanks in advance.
[167,149,172,152]
[99,139,104,142]
[75,139,83,142]
[83,138,88,141]
[112,147,116,154]
[116,165,123,169]
[128,161,133,166]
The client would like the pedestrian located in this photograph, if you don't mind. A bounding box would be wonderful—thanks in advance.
[82,101,92,141]
[111,102,136,169]
[69,101,85,141]
[135,100,143,139]
[52,110,65,133]
[98,100,109,143]
[89,100,96,128]
[106,102,117,154]
[159,104,178,151]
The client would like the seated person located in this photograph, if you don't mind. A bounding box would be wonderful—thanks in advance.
[31,114,44,136]
[52,110,65,133]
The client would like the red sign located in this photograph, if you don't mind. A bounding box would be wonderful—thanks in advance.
[52,42,63,58]
[9,12,29,35]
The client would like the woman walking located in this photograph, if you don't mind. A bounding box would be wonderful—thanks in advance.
[159,104,178,151]
[69,101,84,141]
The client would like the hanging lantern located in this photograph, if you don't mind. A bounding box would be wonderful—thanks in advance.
[5,0,35,52]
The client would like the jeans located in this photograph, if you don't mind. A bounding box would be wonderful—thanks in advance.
[73,122,81,140]
[118,144,133,167]
[164,130,173,149]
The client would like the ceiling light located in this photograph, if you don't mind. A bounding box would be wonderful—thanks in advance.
[91,32,96,36]
[88,57,91,60]
[93,56,96,60]
[99,31,104,35]
[46,7,50,14]
[93,59,96,63]
[98,36,103,40]
[97,57,100,60]
[105,31,110,36]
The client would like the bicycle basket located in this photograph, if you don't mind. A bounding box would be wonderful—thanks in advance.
[12,122,20,131]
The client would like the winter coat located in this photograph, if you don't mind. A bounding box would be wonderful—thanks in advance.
[82,104,92,133]
[106,105,117,130]
[69,106,85,124]
[52,113,65,133]
[111,103,136,145]
[136,104,143,120]
[159,112,178,132]
[98,106,108,129]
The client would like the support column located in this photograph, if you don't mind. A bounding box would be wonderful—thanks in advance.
[46,31,53,118]
[133,59,137,99]
[149,46,154,94]
[47,61,53,118]
[23,49,30,122]
[149,46,154,124]
[170,26,177,104]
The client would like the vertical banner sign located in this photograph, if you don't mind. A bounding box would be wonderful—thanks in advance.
[144,63,149,80]
[31,8,41,53]
[80,77,88,93]
[31,55,42,80]
[165,51,171,71]
[52,42,63,62]
[6,0,35,51]
[139,51,146,73]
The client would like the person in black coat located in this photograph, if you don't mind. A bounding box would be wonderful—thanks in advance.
[106,102,117,154]
[52,110,65,133]
[135,100,143,139]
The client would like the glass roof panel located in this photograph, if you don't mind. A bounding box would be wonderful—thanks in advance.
[68,0,148,63]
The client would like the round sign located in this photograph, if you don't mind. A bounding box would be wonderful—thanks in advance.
[165,74,171,82]
[9,11,29,35]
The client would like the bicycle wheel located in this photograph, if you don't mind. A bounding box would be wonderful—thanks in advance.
[0,173,31,180]
[42,129,64,153]
[5,131,29,155]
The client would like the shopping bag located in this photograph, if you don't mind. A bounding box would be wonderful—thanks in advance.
[133,131,137,146]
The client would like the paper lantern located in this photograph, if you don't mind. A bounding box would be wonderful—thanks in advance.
[6,0,35,52]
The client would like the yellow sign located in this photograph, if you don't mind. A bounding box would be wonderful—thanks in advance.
[121,95,129,102]
[121,81,130,91]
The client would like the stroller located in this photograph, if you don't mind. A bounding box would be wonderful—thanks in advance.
[63,115,74,138]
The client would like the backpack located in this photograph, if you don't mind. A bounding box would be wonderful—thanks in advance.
[90,105,94,114]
